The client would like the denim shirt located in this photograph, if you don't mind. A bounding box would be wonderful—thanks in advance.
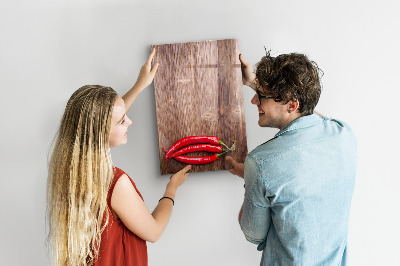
[240,114,357,266]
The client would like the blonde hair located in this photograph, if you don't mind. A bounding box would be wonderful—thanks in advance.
[47,85,118,265]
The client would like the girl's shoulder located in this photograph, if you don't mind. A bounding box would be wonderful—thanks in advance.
[113,166,127,178]
[108,167,131,205]
[111,167,143,200]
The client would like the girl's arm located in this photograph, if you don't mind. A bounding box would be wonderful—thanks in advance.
[111,165,191,243]
[122,48,159,113]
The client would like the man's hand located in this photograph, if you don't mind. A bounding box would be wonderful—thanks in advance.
[239,54,256,90]
[225,156,245,178]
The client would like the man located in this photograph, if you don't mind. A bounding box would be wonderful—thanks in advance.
[226,51,357,265]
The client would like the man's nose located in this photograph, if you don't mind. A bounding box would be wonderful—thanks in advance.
[251,94,259,105]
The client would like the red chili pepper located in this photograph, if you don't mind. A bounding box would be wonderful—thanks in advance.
[163,144,222,159]
[163,136,228,161]
[173,153,220,164]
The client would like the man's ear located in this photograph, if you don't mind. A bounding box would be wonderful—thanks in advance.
[288,100,299,113]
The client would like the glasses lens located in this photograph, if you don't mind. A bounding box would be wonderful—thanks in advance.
[256,91,261,104]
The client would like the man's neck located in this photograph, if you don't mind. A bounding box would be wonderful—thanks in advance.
[278,113,303,130]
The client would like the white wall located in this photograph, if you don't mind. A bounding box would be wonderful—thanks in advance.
[1,0,399,265]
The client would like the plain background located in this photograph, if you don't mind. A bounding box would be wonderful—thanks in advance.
[1,0,399,265]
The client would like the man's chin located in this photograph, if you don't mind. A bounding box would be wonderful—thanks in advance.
[258,120,276,128]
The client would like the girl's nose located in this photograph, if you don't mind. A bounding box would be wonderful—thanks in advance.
[126,116,133,126]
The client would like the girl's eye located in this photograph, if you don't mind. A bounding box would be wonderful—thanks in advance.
[121,119,125,124]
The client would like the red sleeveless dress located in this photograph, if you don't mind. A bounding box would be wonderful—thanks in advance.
[94,167,148,266]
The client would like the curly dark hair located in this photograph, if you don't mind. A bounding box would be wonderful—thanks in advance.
[255,51,323,115]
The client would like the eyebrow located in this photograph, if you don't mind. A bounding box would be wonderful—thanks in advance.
[117,114,126,124]
[256,89,266,96]
[257,89,274,96]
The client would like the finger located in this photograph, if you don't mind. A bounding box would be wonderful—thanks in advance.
[150,63,159,74]
[225,156,238,167]
[147,48,156,64]
[239,54,249,67]
[225,156,233,165]
[228,169,236,175]
[180,165,192,173]
[182,170,191,177]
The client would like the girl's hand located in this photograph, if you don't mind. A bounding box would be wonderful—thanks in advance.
[122,49,159,112]
[135,48,159,90]
[167,165,191,191]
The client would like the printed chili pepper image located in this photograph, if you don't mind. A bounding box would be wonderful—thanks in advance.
[162,136,230,162]
[173,154,221,165]
[163,136,235,165]
[163,144,222,159]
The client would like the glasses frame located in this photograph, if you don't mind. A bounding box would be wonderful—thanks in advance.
[255,89,281,104]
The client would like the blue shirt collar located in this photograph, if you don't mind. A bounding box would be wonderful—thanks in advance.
[275,114,322,137]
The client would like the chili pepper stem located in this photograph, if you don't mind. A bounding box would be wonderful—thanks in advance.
[230,141,236,151]
[218,140,230,149]
[217,141,236,157]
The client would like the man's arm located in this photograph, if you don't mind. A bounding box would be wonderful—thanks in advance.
[238,204,243,223]
[239,54,257,91]
[314,111,324,118]
[239,155,271,245]
[224,156,245,223]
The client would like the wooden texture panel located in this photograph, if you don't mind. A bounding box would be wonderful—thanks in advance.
[152,39,247,175]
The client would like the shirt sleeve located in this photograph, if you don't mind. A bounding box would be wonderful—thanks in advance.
[239,154,271,248]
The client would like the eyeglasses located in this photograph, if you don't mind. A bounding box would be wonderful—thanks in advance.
[255,90,281,104]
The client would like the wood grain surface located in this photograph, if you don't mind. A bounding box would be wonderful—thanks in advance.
[152,39,247,175]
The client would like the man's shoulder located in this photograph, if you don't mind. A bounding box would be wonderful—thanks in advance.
[248,138,290,167]
[320,116,357,145]
[248,117,356,164]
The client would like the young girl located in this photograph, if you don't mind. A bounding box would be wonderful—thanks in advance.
[47,49,191,266]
